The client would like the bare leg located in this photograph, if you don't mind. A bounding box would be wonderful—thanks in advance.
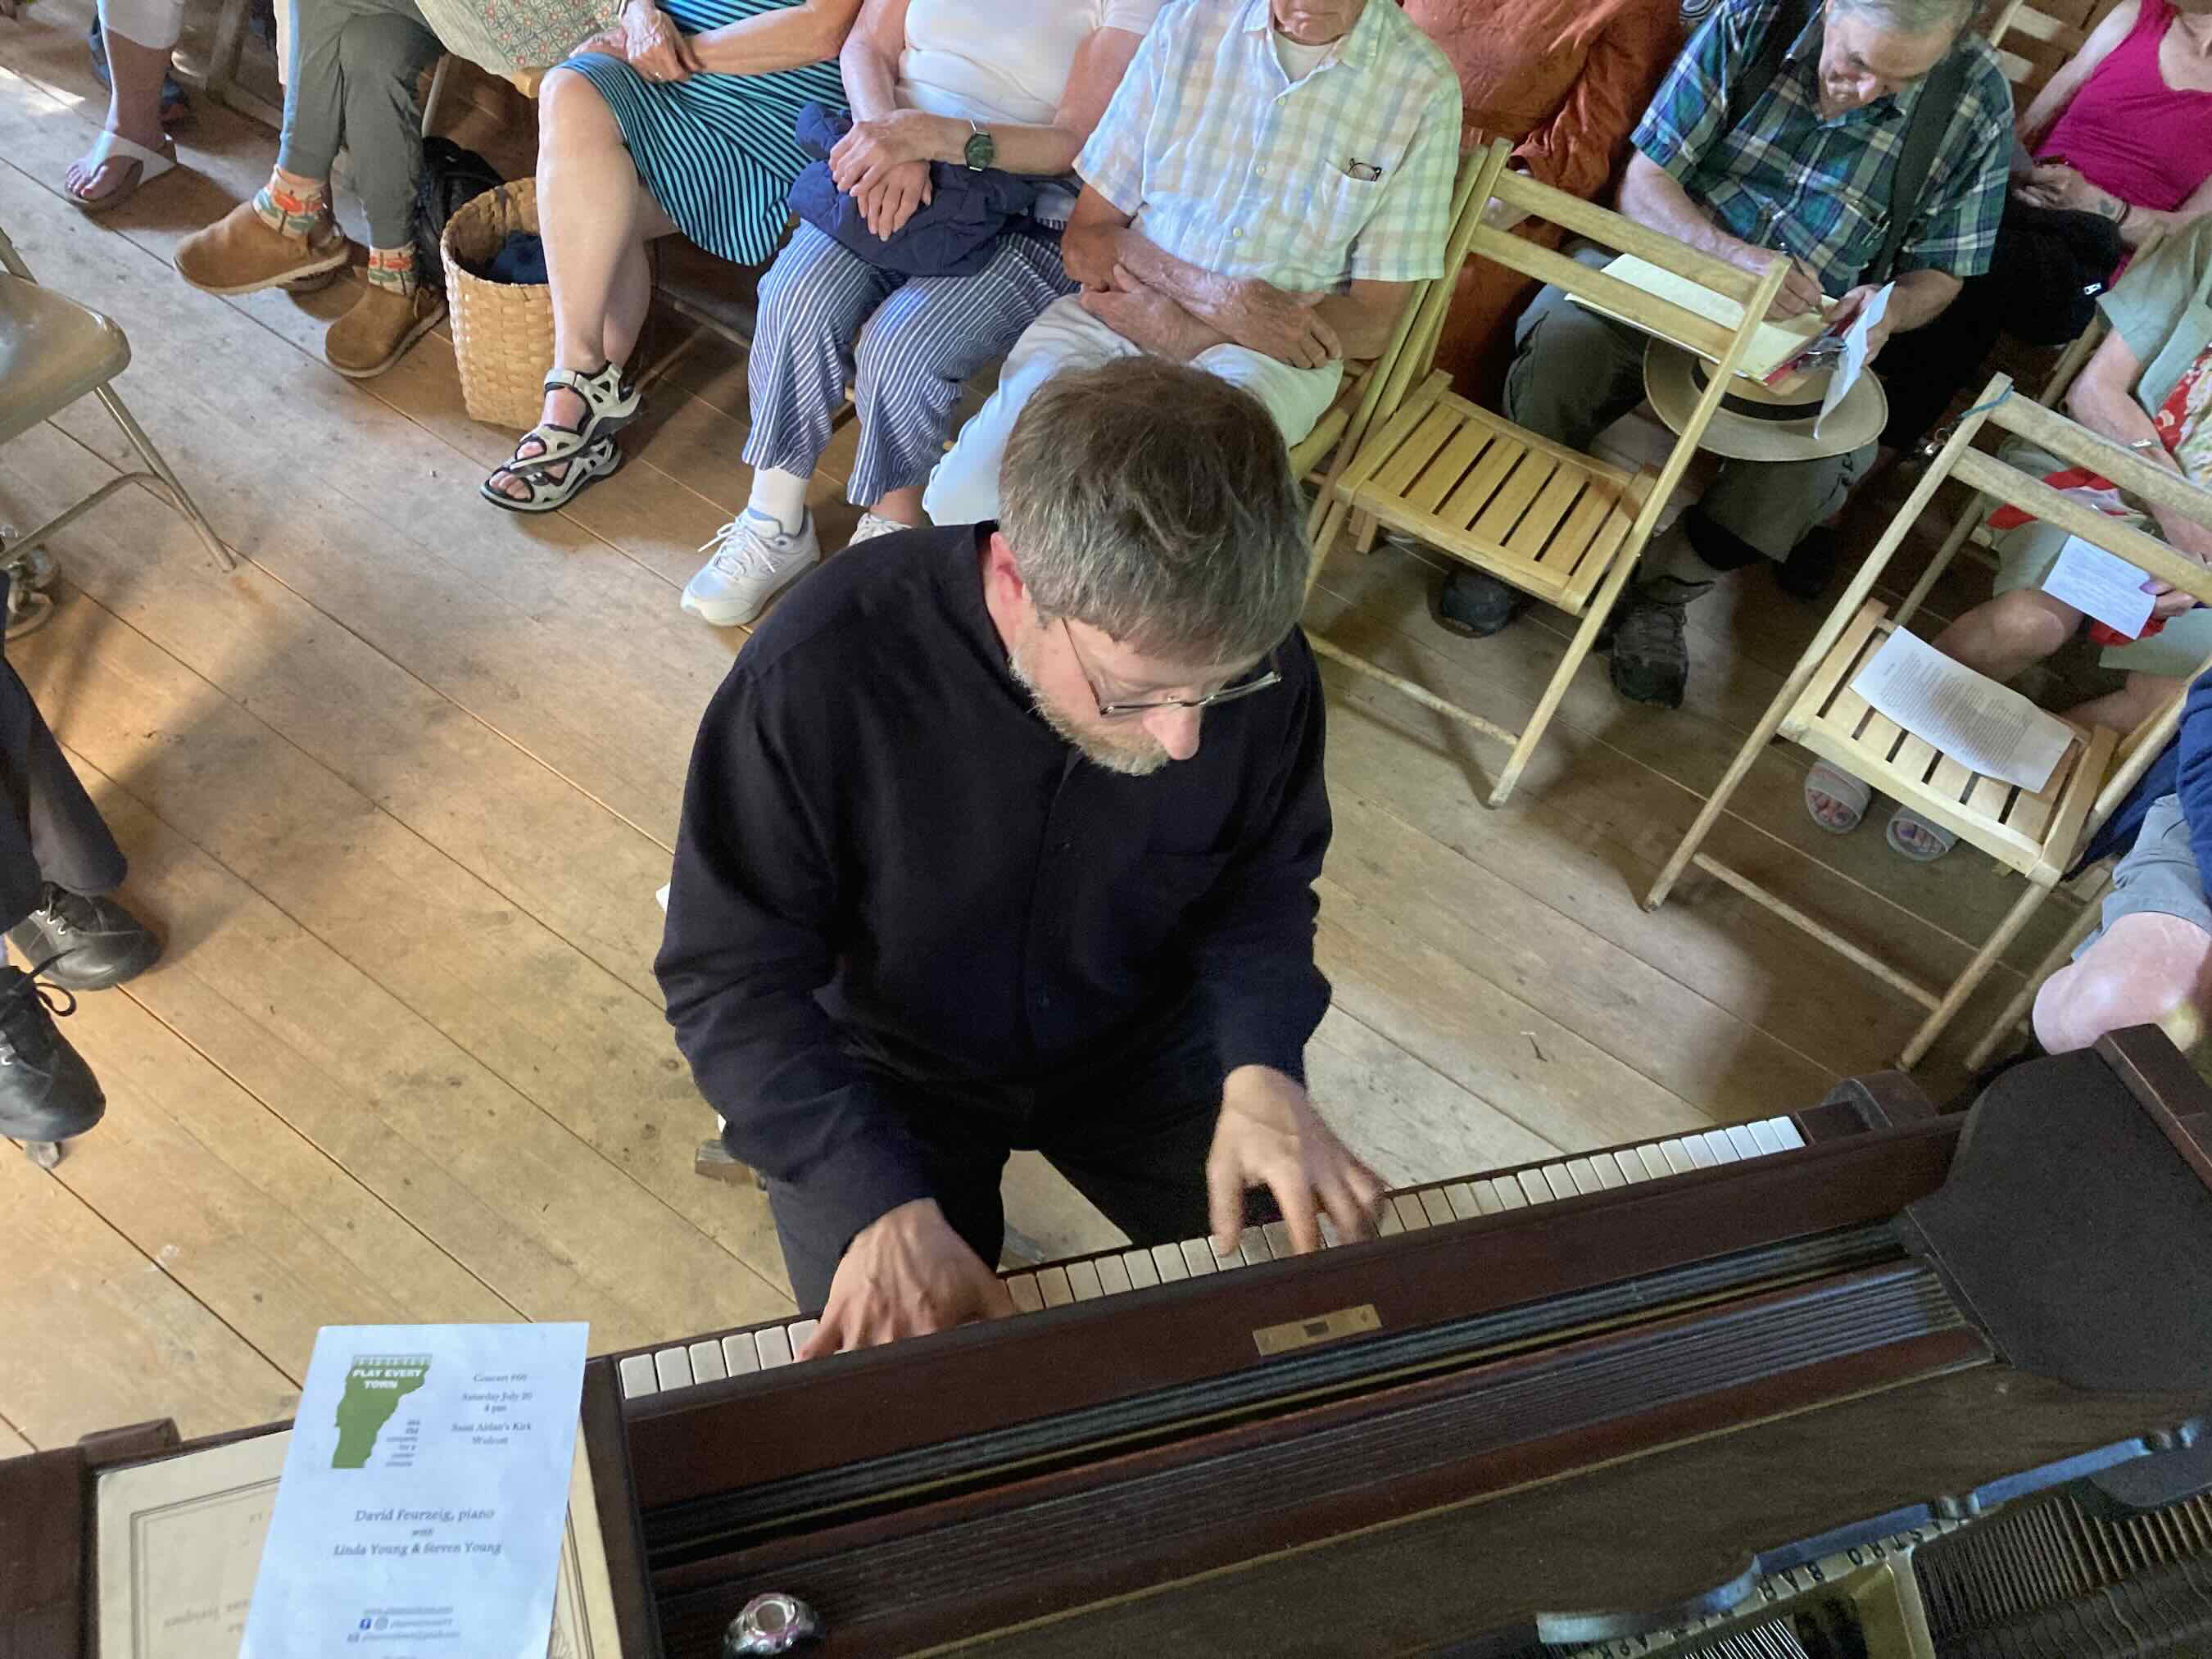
[868,486,926,527]
[2033,910,2212,1052]
[2067,670,2185,733]
[1931,587,2083,682]
[67,26,171,201]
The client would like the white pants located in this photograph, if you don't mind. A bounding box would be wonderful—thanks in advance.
[922,294,1344,525]
[99,0,184,49]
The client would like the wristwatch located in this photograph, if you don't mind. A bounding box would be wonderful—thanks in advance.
[963,118,995,172]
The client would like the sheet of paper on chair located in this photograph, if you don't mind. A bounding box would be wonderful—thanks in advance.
[1851,628,2075,793]
[2041,533,2156,638]
[1814,282,1890,438]
[1571,255,1826,385]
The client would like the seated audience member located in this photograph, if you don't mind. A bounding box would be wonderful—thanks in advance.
[1879,0,2212,461]
[673,0,1161,621]
[174,0,454,378]
[482,0,864,514]
[2030,671,2212,1055]
[656,360,1382,1343]
[1806,217,2212,862]
[1404,0,1681,396]
[918,0,1462,527]
[1439,0,2011,709]
[63,0,184,211]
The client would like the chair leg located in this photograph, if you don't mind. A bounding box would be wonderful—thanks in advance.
[1892,491,1982,631]
[1306,496,1355,600]
[1900,877,2053,1069]
[95,385,235,572]
[1352,510,1380,554]
[1488,550,1638,809]
[1961,868,2110,1070]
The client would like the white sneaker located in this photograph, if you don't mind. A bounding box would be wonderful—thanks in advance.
[845,510,911,547]
[682,509,818,628]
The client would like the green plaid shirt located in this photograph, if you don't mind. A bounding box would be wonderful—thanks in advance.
[1632,0,2013,296]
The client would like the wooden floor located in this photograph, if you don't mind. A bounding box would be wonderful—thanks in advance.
[0,8,2080,1457]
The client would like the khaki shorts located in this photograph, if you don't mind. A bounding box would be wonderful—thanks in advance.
[2076,794,2212,960]
[1992,519,2212,678]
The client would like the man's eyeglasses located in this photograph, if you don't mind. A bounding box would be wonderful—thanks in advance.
[1060,618,1281,719]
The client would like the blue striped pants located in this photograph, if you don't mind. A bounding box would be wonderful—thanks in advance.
[741,222,1077,506]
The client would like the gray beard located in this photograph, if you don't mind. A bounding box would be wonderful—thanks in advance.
[1008,633,1170,777]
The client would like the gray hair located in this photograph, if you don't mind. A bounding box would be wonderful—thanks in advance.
[1829,0,1975,39]
[998,357,1309,664]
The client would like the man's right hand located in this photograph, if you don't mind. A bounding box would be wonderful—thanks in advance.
[798,1198,1013,1359]
[1208,276,1340,368]
[1730,244,1825,320]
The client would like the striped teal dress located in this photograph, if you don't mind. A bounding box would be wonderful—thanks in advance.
[558,0,846,267]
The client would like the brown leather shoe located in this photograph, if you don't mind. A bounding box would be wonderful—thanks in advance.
[325,282,444,380]
[175,201,348,295]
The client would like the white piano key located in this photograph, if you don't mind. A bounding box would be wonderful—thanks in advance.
[653,1347,693,1391]
[1565,1158,1605,1196]
[1391,1194,1431,1231]
[722,1334,759,1377]
[1154,1242,1190,1283]
[1683,1135,1718,1171]
[1591,1154,1626,1190]
[1518,1169,1556,1206]
[1747,1117,1787,1154]
[1419,1188,1457,1227]
[786,1319,818,1359]
[1659,1138,1698,1176]
[755,1326,794,1369]
[1067,1258,1105,1300]
[1444,1182,1482,1220]
[1263,1220,1294,1258]
[1701,1130,1740,1165]
[1637,1144,1675,1181]
[1376,1201,1405,1236]
[688,1340,728,1385]
[1181,1238,1218,1276]
[1725,1123,1765,1161]
[1612,1149,1652,1184]
[1007,1272,1045,1313]
[1123,1248,1161,1290]
[1039,1266,1075,1307]
[1240,1226,1272,1266]
[617,1353,658,1400]
[1318,1213,1343,1248]
[1770,1116,1806,1149]
[1095,1253,1133,1294]
[1491,1176,1528,1211]
[1213,1235,1245,1271]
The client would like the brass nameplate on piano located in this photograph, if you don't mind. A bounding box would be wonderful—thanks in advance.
[1253,1303,1381,1356]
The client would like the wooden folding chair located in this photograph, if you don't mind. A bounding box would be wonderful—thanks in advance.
[1645,374,2212,1067]
[1303,138,1788,808]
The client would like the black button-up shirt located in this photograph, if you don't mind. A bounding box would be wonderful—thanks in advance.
[655,524,1333,1248]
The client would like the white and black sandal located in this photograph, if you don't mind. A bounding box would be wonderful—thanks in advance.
[480,434,623,514]
[498,362,641,480]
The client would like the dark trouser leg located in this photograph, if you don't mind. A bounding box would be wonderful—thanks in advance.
[1878,274,2005,456]
[0,645,124,931]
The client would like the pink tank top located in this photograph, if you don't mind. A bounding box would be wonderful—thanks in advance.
[2039,0,2212,213]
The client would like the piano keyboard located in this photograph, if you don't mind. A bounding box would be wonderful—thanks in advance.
[615,1116,1809,1403]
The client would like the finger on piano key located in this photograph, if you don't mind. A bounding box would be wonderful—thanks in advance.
[1611,1149,1652,1184]
[723,1334,759,1378]
[1095,1253,1134,1294]
[1565,1158,1605,1196]
[1262,1220,1293,1258]
[1213,1235,1244,1271]
[1007,1272,1045,1313]
[1038,1265,1076,1307]
[1444,1182,1481,1220]
[1155,1242,1192,1283]
[1317,1213,1343,1248]
[1701,1129,1741,1165]
[787,1318,818,1359]
[1067,1258,1105,1301]
[1124,1248,1162,1290]
[1724,1123,1765,1161]
[1180,1238,1218,1276]
[1516,1168,1553,1207]
[1419,1188,1457,1227]
[618,1353,658,1400]
[688,1339,728,1385]
[1390,1194,1431,1232]
[1238,1226,1272,1266]
[755,1326,795,1369]
[654,1346,694,1391]
[1376,1200,1404,1236]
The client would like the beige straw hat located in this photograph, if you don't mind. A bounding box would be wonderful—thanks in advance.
[1643,338,1888,463]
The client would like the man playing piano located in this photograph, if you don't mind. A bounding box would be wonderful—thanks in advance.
[656,357,1383,1354]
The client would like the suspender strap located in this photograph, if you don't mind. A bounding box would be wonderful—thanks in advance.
[1876,46,1972,283]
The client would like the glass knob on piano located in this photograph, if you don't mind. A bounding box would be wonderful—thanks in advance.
[724,1591,825,1655]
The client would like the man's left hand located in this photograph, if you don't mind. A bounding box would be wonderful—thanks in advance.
[1206,1066,1385,1255]
[1828,283,1897,363]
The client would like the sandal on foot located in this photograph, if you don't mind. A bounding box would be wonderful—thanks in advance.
[482,434,623,514]
[1886,808,1956,863]
[1805,762,1870,834]
[65,130,176,215]
[501,363,641,479]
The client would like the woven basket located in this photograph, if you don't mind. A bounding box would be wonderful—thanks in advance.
[442,177,552,430]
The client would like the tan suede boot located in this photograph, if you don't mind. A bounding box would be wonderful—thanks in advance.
[325,281,445,380]
[175,202,348,296]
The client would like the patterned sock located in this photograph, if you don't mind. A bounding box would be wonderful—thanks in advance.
[365,244,418,296]
[252,175,328,238]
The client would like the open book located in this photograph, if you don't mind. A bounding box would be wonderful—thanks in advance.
[91,1425,622,1658]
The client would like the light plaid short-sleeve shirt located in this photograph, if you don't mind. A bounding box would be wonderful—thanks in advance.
[1077,0,1462,292]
